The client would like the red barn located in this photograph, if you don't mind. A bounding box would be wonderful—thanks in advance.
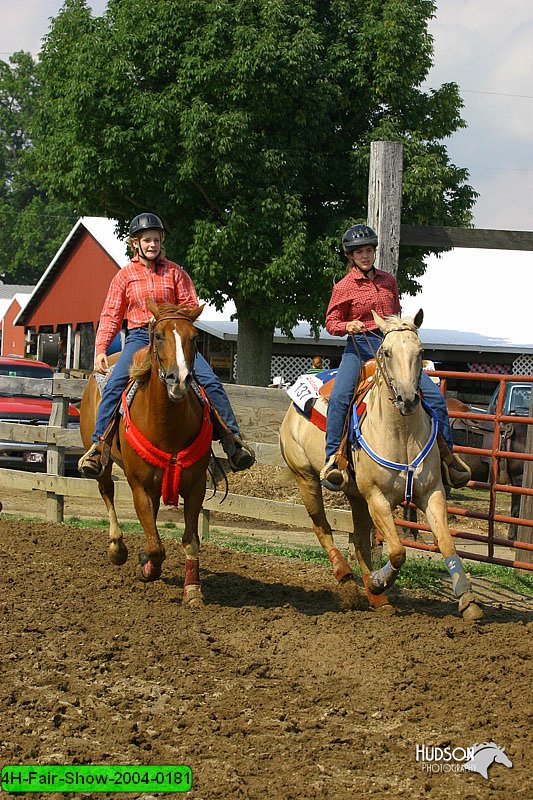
[0,290,33,356]
[15,217,128,370]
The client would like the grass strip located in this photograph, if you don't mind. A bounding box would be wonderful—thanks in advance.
[4,512,532,597]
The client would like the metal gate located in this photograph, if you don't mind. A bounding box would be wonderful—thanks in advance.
[396,371,533,571]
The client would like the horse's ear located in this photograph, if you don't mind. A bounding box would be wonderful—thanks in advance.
[371,310,385,330]
[188,303,205,322]
[413,308,424,329]
[146,298,158,317]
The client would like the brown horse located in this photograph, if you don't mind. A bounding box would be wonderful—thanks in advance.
[448,396,527,540]
[79,300,212,607]
[280,310,483,620]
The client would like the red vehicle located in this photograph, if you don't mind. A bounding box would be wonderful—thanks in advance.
[0,356,82,473]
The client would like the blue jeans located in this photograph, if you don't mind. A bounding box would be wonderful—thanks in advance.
[93,327,240,442]
[325,333,452,460]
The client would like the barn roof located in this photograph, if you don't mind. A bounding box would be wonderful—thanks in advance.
[196,319,533,356]
[0,293,32,323]
[0,283,34,299]
[15,217,128,327]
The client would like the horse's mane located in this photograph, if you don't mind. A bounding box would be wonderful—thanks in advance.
[380,314,418,334]
[154,302,199,319]
[129,350,152,384]
[129,302,200,385]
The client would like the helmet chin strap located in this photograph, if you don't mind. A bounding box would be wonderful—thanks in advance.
[137,243,161,262]
[350,256,375,277]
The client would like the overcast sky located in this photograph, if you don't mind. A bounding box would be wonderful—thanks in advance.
[0,1,531,341]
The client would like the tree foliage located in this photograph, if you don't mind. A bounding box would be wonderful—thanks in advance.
[0,51,75,284]
[32,0,477,383]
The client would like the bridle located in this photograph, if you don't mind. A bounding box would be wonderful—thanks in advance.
[150,314,197,384]
[353,326,422,408]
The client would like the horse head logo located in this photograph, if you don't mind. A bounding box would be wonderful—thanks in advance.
[464,742,513,779]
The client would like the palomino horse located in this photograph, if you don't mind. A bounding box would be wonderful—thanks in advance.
[280,310,483,620]
[79,300,212,607]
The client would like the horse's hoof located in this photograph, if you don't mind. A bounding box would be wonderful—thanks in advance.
[366,577,386,595]
[183,585,204,608]
[363,575,394,612]
[138,553,162,582]
[459,590,484,621]
[370,593,395,613]
[109,542,128,566]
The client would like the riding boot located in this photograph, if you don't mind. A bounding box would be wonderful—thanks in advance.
[320,453,349,492]
[220,432,256,472]
[78,440,105,477]
[78,415,118,478]
[437,433,471,489]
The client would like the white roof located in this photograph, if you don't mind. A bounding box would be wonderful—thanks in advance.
[195,318,533,354]
[0,292,32,322]
[201,247,533,354]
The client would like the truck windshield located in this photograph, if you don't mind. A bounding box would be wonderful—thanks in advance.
[488,383,531,416]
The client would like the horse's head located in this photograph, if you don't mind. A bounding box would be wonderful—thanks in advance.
[372,309,424,415]
[145,298,204,401]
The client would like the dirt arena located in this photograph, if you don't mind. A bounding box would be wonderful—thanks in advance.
[1,506,531,800]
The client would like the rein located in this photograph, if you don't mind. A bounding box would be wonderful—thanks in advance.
[351,325,422,408]
[350,324,433,504]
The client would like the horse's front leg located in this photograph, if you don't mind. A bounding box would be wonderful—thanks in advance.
[130,484,165,582]
[348,496,392,611]
[98,463,128,566]
[364,488,405,595]
[421,489,484,621]
[181,473,208,608]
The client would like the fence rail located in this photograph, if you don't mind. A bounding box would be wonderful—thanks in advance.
[0,372,531,571]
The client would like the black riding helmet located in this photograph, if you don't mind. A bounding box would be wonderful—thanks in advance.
[129,212,165,237]
[342,224,378,253]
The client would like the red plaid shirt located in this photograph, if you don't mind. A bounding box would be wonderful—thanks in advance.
[94,255,198,355]
[325,267,401,336]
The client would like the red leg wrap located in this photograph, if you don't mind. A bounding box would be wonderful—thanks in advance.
[327,547,353,583]
[184,558,201,587]
[363,574,392,609]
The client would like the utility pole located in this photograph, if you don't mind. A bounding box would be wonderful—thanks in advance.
[367,141,404,276]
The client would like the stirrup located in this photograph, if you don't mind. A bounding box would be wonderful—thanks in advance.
[441,455,471,489]
[320,458,347,492]
[78,442,104,477]
[222,434,256,472]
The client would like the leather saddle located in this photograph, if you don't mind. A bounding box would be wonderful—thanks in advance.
[319,358,377,404]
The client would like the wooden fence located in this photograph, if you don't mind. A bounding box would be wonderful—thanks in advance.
[0,375,356,537]
[0,373,531,570]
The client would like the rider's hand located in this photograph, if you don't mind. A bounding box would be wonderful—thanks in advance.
[94,352,109,374]
[346,320,365,334]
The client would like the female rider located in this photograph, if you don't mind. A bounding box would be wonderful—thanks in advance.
[78,212,255,477]
[320,224,470,492]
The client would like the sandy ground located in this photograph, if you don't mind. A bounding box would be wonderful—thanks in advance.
[1,514,531,800]
[1,457,532,800]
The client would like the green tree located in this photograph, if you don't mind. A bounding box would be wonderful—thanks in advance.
[33,0,476,384]
[0,51,75,284]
